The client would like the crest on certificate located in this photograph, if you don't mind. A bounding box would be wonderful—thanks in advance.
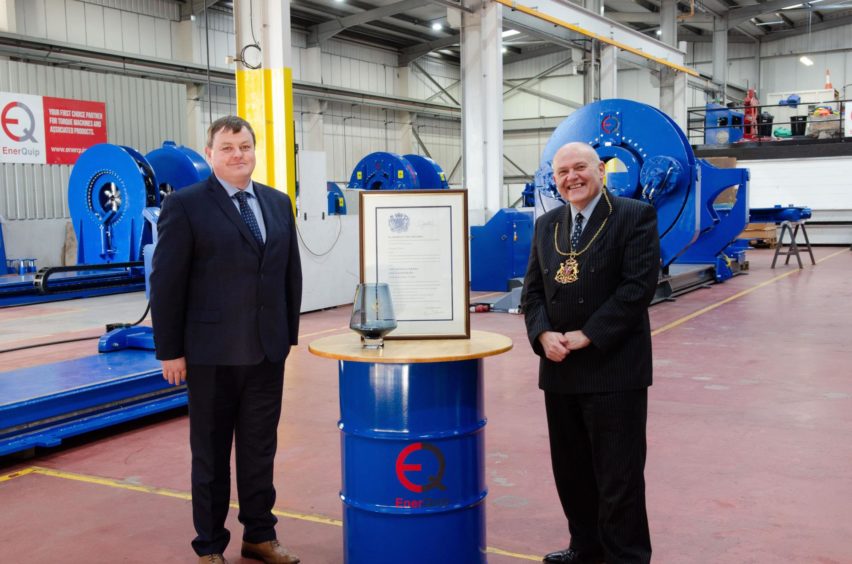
[388,212,410,233]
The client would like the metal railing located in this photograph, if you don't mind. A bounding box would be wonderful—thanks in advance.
[687,98,849,146]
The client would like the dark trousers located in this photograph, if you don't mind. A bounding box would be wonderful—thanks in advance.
[186,358,285,556]
[545,389,651,564]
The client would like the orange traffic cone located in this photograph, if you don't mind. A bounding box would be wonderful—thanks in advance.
[825,69,833,90]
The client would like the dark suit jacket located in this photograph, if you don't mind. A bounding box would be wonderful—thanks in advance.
[150,176,302,366]
[522,190,660,394]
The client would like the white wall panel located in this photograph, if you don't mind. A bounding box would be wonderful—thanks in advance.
[103,7,123,52]
[617,69,659,106]
[45,0,68,41]
[78,0,179,20]
[21,0,47,37]
[155,17,172,59]
[138,15,157,57]
[121,10,141,53]
[66,0,87,45]
[84,2,106,49]
[12,0,182,62]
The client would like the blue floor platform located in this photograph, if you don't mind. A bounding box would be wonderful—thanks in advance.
[0,350,185,456]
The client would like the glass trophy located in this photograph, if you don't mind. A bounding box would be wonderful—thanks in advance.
[349,283,397,348]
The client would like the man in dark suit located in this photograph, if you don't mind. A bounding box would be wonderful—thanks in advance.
[522,142,660,564]
[150,116,302,564]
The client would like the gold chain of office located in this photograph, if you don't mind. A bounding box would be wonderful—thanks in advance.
[552,189,613,284]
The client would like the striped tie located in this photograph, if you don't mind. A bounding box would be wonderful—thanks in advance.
[571,213,584,249]
[233,191,264,247]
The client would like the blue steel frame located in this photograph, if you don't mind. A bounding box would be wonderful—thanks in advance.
[0,350,182,457]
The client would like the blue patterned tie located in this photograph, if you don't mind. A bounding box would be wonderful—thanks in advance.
[571,212,584,250]
[233,191,264,247]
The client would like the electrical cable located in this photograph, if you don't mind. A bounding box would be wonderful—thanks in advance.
[0,335,99,355]
[237,0,262,70]
[296,215,344,257]
[0,302,151,355]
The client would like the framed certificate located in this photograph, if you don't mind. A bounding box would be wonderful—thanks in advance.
[359,190,470,339]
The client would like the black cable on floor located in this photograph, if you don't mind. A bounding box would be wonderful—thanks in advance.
[0,335,99,355]
[0,302,152,355]
[130,302,151,327]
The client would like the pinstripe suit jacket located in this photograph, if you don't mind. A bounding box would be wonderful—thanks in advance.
[521,190,660,394]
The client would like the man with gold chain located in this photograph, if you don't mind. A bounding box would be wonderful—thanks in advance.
[522,142,660,564]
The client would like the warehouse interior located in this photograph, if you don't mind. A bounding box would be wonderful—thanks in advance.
[1,0,851,563]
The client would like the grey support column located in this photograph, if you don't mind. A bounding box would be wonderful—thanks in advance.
[301,47,326,151]
[461,0,503,225]
[600,45,617,100]
[659,0,687,131]
[712,15,729,101]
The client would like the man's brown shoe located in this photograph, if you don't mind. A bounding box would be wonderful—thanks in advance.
[198,554,228,564]
[241,540,300,564]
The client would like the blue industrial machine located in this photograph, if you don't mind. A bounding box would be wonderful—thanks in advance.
[68,143,160,265]
[1,200,174,456]
[327,181,347,215]
[0,142,209,307]
[750,205,812,223]
[0,224,4,268]
[704,103,745,145]
[0,142,210,455]
[348,152,449,191]
[471,99,750,308]
[470,209,533,292]
[537,99,750,301]
[146,140,211,197]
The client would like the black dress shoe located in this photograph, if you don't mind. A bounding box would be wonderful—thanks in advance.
[543,547,605,563]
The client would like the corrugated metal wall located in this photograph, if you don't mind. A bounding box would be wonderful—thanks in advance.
[0,60,186,221]
[190,8,236,71]
[15,0,178,59]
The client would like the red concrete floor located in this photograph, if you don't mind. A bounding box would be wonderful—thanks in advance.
[1,247,851,563]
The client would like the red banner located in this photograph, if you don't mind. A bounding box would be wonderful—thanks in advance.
[42,97,107,165]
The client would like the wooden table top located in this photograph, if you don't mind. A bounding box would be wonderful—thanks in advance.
[308,330,513,364]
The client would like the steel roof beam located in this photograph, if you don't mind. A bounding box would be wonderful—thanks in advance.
[496,0,697,75]
[307,0,429,46]
[728,0,804,26]
[399,34,461,66]
[753,12,852,38]
[607,11,714,24]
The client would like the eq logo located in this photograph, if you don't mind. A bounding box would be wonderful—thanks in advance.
[395,442,447,493]
[1,101,39,143]
[600,112,621,136]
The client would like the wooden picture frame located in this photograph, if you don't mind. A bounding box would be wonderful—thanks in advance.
[359,190,470,339]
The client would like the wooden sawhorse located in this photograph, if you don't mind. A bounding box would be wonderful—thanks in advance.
[771,221,815,268]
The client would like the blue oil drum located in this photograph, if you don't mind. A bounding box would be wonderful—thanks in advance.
[338,358,486,564]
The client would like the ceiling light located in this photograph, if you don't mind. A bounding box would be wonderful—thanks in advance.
[754,20,785,25]
[800,55,814,66]
[782,3,802,8]
[502,29,520,37]
[502,47,508,53]
[432,22,443,31]
[655,30,662,35]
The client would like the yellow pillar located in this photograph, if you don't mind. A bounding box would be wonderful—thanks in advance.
[234,0,295,205]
